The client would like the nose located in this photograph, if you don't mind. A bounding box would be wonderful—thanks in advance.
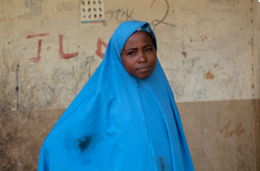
[137,51,147,63]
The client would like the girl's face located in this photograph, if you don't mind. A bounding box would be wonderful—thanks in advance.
[121,32,157,79]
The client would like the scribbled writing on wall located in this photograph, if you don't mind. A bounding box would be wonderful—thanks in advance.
[105,8,134,23]
[105,0,175,28]
[26,33,107,62]
[150,0,175,27]
[219,120,245,138]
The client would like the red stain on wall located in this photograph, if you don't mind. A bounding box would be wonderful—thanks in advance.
[59,35,79,59]
[204,71,214,80]
[95,37,107,58]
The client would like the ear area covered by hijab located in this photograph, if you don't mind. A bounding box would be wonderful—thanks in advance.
[38,20,194,171]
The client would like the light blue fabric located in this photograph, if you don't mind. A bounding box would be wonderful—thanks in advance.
[38,20,194,171]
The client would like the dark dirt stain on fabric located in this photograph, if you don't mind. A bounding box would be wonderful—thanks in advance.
[159,157,165,171]
[78,136,92,152]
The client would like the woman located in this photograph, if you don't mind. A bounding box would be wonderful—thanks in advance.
[38,20,194,171]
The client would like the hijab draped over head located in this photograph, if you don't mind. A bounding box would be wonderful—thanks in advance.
[38,20,194,171]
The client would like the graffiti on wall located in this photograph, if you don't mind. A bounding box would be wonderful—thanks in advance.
[25,0,177,63]
[150,0,176,27]
[26,33,107,62]
[26,33,49,62]
[26,33,79,62]
[105,8,135,23]
[105,0,175,28]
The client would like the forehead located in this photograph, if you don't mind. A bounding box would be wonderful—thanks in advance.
[124,31,155,47]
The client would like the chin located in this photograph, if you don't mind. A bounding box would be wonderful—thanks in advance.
[136,73,150,79]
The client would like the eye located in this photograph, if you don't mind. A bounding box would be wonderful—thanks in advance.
[127,51,136,56]
[145,47,154,52]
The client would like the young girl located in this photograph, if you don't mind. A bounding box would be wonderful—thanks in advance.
[38,20,194,171]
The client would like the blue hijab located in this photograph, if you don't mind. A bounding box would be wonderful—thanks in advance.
[38,20,194,171]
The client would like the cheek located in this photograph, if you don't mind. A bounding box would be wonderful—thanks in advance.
[149,53,157,65]
[122,58,136,73]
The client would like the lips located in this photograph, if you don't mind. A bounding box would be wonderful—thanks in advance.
[136,66,151,73]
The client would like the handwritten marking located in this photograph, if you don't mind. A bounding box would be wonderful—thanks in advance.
[150,0,176,27]
[105,8,134,22]
[26,33,49,39]
[229,123,245,137]
[26,33,49,62]
[219,121,245,138]
[29,39,42,62]
[59,34,79,59]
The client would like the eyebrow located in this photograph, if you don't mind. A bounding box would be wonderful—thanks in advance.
[125,47,137,51]
[125,43,154,51]
[143,44,154,48]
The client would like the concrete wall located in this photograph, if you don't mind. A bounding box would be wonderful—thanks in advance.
[0,0,259,170]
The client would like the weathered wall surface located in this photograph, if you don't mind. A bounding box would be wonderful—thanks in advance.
[0,0,259,170]
[0,100,259,171]
[255,2,260,171]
